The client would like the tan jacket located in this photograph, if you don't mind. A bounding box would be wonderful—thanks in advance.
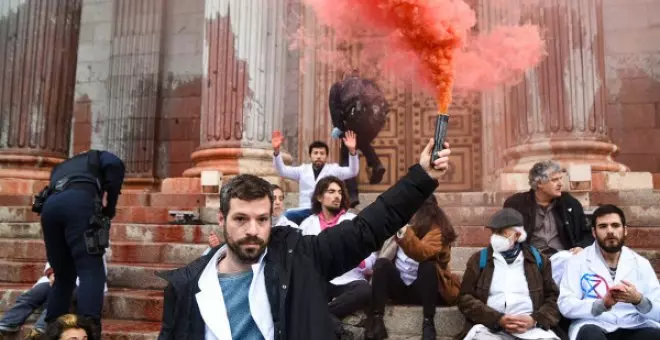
[396,227,461,305]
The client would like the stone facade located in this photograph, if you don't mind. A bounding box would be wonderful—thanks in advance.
[0,0,659,193]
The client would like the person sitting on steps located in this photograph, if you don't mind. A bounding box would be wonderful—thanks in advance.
[366,195,460,340]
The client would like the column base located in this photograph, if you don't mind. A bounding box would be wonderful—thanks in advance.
[0,179,50,194]
[495,171,654,192]
[183,147,293,186]
[0,153,66,181]
[502,139,629,174]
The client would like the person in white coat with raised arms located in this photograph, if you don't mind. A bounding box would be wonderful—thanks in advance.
[271,130,359,225]
[558,204,660,340]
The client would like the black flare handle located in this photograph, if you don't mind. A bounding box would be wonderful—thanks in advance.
[431,114,449,166]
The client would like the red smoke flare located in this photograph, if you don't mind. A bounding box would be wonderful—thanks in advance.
[297,0,546,114]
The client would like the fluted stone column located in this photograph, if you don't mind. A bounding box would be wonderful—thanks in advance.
[100,0,163,189]
[183,0,291,180]
[0,0,82,180]
[479,0,628,190]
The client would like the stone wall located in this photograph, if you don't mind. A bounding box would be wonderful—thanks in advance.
[604,0,660,174]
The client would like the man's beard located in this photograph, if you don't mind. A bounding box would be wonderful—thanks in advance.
[326,205,341,215]
[224,229,268,264]
[598,235,625,254]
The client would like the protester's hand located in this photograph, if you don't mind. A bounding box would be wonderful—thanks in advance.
[342,131,357,155]
[508,315,535,333]
[611,280,642,304]
[569,247,583,255]
[419,138,450,179]
[331,127,343,139]
[272,131,283,155]
[499,315,522,334]
[603,287,618,309]
[48,273,55,286]
[208,231,221,248]
[396,225,408,239]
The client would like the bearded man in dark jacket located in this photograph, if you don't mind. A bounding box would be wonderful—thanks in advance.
[156,139,452,340]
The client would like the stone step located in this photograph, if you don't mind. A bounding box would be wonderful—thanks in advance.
[3,319,160,340]
[3,190,659,209]
[2,203,659,226]
[0,207,178,224]
[0,193,205,209]
[0,280,463,339]
[0,239,207,265]
[0,284,163,322]
[0,222,217,244]
[0,260,177,290]
[3,240,660,276]
[3,222,660,249]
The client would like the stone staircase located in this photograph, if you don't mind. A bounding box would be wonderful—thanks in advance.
[1,190,659,339]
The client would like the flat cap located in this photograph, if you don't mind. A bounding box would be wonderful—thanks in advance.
[487,208,524,229]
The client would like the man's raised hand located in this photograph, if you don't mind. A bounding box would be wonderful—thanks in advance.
[272,131,284,155]
[419,138,450,180]
[342,130,357,155]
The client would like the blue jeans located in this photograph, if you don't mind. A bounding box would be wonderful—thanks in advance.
[284,208,313,225]
[0,282,50,332]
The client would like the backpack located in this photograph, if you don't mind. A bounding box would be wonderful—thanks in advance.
[329,76,390,132]
[478,245,543,271]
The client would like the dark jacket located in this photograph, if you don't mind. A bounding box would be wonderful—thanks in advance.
[503,190,592,252]
[157,164,437,340]
[456,244,567,340]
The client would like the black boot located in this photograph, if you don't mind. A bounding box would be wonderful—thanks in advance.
[421,317,436,340]
[364,314,388,340]
[369,164,386,184]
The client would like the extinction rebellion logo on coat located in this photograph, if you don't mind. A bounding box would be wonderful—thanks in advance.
[580,273,610,299]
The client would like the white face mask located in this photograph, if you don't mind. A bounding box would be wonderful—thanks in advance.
[490,233,515,252]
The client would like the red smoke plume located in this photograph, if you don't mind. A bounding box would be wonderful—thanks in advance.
[296,0,546,113]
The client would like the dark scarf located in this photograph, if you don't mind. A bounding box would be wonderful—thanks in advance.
[501,243,522,264]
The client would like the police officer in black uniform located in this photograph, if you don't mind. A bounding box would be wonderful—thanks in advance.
[329,73,390,207]
[35,150,125,337]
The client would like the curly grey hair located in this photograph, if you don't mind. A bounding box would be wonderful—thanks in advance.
[528,160,562,190]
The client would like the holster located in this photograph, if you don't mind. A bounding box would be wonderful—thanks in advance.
[31,186,52,214]
[85,200,111,255]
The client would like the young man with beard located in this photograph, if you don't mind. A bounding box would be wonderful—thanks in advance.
[157,139,451,340]
[271,130,359,225]
[203,184,298,255]
[457,208,564,340]
[504,161,592,285]
[558,204,660,340]
[299,177,376,337]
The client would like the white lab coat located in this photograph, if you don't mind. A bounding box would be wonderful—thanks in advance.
[273,153,359,209]
[550,250,573,286]
[299,212,376,285]
[196,245,274,340]
[275,214,299,229]
[558,244,660,340]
